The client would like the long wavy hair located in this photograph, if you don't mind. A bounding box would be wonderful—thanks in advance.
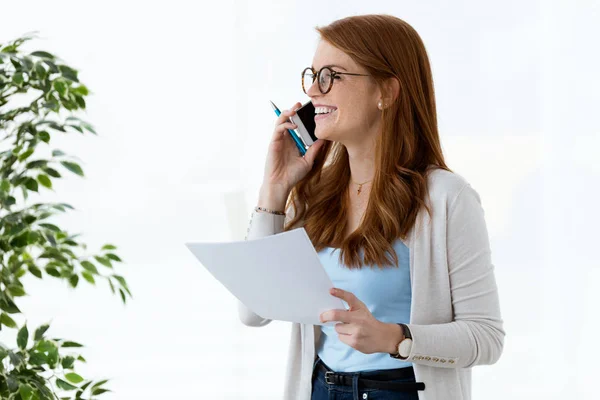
[284,14,452,269]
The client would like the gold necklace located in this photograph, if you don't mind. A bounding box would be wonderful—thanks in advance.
[350,178,373,195]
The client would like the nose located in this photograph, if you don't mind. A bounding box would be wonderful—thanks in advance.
[306,75,322,98]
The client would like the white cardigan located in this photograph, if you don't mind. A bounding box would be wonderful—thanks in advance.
[238,168,505,400]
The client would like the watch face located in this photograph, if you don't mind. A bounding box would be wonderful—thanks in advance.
[399,338,413,357]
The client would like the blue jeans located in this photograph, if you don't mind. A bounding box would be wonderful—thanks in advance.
[311,357,420,400]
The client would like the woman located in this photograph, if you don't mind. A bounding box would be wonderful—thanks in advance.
[239,14,505,400]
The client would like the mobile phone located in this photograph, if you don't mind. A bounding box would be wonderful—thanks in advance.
[289,100,316,148]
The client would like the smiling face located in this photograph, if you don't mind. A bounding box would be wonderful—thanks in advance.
[306,40,382,146]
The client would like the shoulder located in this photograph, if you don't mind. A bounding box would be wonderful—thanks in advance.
[426,166,471,203]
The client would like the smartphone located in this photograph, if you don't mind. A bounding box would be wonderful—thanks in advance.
[289,100,317,148]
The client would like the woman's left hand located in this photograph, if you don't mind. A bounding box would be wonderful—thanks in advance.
[320,288,398,355]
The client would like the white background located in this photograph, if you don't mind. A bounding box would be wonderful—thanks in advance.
[1,0,599,398]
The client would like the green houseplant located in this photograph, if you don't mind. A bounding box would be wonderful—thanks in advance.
[0,34,131,400]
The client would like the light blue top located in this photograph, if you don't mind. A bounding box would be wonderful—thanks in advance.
[316,238,413,372]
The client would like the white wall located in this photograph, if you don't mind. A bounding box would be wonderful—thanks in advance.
[1,0,598,398]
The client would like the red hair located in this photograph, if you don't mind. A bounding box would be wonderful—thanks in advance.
[285,14,452,269]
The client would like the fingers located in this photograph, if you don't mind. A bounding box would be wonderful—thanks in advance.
[321,309,351,324]
[272,105,300,141]
[275,110,296,128]
[303,139,325,164]
[271,120,298,141]
[275,102,302,125]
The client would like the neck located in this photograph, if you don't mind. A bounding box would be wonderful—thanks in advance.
[345,143,376,184]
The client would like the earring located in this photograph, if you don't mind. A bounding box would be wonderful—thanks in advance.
[378,100,387,110]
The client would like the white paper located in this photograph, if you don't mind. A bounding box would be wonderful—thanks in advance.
[185,227,346,326]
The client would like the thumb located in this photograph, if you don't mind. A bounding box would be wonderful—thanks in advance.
[303,139,326,166]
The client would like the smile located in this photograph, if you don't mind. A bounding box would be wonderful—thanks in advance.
[315,109,337,121]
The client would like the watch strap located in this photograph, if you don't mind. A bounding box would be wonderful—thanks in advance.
[389,323,412,360]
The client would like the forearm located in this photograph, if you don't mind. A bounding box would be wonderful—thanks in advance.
[238,185,290,327]
[405,318,505,368]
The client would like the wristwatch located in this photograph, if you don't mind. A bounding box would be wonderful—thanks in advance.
[389,323,413,360]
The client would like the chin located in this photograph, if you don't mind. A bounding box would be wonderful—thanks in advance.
[315,127,343,143]
[315,124,336,141]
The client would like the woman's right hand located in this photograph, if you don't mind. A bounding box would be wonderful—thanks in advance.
[262,102,326,194]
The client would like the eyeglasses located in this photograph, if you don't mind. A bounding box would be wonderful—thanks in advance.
[301,66,370,95]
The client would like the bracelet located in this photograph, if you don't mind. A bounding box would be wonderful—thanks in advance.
[255,206,286,216]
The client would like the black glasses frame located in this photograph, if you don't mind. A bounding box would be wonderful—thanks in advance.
[301,66,370,94]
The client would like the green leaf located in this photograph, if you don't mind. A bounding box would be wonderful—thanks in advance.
[106,253,122,262]
[29,265,43,278]
[52,149,67,157]
[92,388,111,395]
[29,351,47,365]
[0,312,17,328]
[69,274,79,288]
[0,294,21,313]
[10,57,21,69]
[39,130,51,142]
[34,323,50,341]
[60,161,84,176]
[81,271,95,284]
[45,266,61,277]
[81,122,96,134]
[44,167,61,178]
[13,72,25,85]
[91,379,109,390]
[34,61,47,80]
[31,50,55,59]
[18,148,35,161]
[58,65,79,82]
[119,288,126,304]
[48,122,66,132]
[1,179,10,192]
[8,350,24,367]
[68,124,84,133]
[9,232,29,248]
[39,223,61,232]
[36,340,55,352]
[24,58,35,71]
[61,341,83,348]
[80,261,98,273]
[38,174,52,188]
[75,96,86,109]
[44,58,59,73]
[19,383,34,400]
[17,324,29,349]
[65,372,84,384]
[71,85,89,96]
[61,355,76,369]
[25,177,39,192]
[56,378,77,391]
[26,159,48,169]
[47,345,59,367]
[53,80,67,96]
[102,244,117,250]
[112,275,130,296]
[6,376,18,392]
[8,285,26,297]
[94,255,112,268]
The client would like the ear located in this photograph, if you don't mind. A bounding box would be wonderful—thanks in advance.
[382,76,400,106]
